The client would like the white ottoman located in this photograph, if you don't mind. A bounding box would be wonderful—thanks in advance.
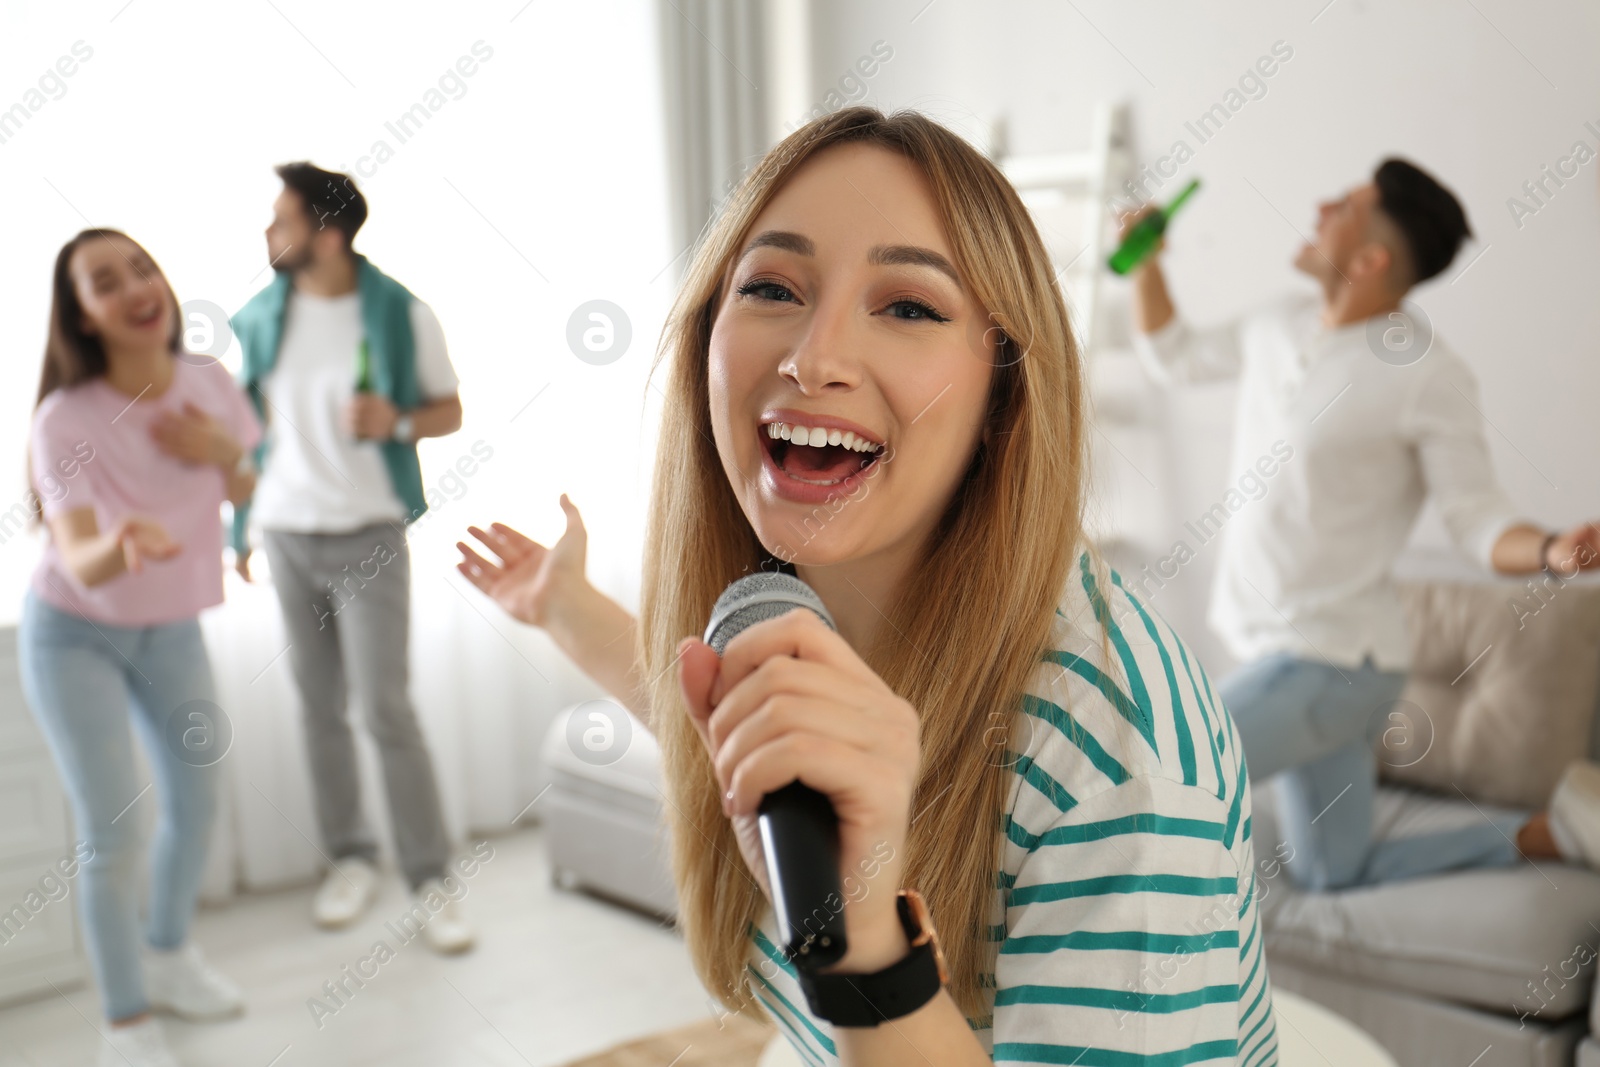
[539,701,678,917]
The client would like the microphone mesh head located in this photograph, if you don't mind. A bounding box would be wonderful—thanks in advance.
[703,572,837,656]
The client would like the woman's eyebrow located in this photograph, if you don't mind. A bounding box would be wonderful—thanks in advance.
[741,230,814,258]
[740,230,959,285]
[868,244,959,284]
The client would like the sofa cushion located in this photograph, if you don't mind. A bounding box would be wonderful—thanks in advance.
[1256,785,1600,1020]
[1383,580,1600,810]
[1271,957,1590,1067]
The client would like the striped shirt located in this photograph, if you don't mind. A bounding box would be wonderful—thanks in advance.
[745,554,1278,1065]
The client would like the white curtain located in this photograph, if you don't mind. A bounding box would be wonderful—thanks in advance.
[657,0,809,278]
[194,555,610,901]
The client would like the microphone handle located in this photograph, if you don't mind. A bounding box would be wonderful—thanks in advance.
[757,780,848,971]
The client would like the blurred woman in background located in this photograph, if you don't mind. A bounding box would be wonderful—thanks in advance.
[19,230,259,1067]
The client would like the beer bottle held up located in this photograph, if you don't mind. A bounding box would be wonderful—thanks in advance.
[1108,178,1201,275]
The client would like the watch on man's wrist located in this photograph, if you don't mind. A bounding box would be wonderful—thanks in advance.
[795,888,949,1028]
[1540,531,1562,577]
[392,413,415,444]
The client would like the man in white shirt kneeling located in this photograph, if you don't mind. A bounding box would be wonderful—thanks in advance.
[1125,158,1600,891]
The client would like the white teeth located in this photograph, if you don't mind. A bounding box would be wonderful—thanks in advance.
[763,422,882,454]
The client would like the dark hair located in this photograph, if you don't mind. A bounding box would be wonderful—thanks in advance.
[38,228,182,403]
[1373,157,1471,285]
[275,161,368,247]
[30,228,183,521]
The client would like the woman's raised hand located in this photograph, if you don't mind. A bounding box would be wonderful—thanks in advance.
[455,493,588,629]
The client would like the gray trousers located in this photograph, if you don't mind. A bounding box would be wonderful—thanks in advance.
[261,522,448,889]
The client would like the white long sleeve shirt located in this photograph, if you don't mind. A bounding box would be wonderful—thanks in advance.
[1133,294,1522,671]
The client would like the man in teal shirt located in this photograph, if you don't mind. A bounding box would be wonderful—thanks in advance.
[232,162,473,951]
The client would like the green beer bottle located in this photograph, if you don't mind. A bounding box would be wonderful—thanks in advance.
[1108,178,1201,275]
[354,337,373,393]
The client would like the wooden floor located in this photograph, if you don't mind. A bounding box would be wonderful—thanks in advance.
[0,827,747,1067]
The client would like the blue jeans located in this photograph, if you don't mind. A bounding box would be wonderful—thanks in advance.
[1221,652,1524,891]
[17,591,221,1021]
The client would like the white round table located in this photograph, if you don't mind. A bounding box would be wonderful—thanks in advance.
[755,988,1396,1066]
[1272,989,1397,1066]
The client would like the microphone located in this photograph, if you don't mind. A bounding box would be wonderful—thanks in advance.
[704,571,847,971]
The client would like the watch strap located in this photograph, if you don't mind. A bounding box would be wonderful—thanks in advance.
[1541,530,1572,579]
[794,892,943,1027]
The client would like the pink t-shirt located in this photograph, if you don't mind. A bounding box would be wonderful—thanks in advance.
[30,355,262,627]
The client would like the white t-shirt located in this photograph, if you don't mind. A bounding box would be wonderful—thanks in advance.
[250,290,459,534]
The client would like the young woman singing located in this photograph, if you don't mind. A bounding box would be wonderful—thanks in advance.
[459,109,1277,1065]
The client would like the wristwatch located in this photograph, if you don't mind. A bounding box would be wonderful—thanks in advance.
[795,889,949,1027]
[1540,531,1563,578]
[392,413,415,444]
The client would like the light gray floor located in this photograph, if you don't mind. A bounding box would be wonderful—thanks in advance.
[0,827,717,1067]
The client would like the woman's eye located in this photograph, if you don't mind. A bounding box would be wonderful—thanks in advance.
[885,298,948,323]
[736,279,798,304]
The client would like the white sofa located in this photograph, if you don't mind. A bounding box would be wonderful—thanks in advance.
[1257,577,1600,1067]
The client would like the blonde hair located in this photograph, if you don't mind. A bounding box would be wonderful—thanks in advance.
[639,107,1089,1020]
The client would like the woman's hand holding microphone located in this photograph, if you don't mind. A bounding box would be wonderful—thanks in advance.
[676,608,922,975]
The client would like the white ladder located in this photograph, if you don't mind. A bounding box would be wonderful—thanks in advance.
[989,100,1134,359]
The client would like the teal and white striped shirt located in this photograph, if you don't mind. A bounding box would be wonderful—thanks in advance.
[745,555,1278,1065]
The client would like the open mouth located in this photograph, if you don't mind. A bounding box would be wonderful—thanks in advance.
[759,419,884,487]
[131,304,162,327]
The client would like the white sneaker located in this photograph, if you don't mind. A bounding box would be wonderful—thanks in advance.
[98,1016,180,1067]
[1549,760,1600,867]
[143,942,244,1022]
[312,857,379,929]
[413,878,475,954]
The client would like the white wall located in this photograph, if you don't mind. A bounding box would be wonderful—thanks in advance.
[806,0,1600,671]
